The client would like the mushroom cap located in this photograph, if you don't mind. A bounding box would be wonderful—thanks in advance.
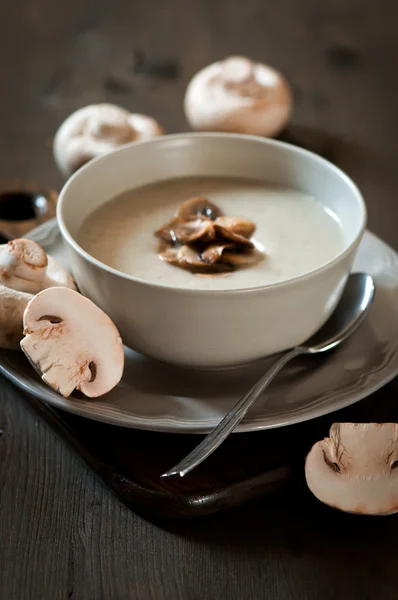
[184,56,292,137]
[53,103,164,177]
[305,423,398,515]
[20,287,124,398]
[0,238,76,294]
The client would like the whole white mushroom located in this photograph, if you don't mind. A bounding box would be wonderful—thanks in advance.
[53,103,164,177]
[184,56,292,137]
[0,238,76,349]
[305,423,398,515]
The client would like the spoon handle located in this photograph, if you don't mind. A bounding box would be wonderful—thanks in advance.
[161,346,306,478]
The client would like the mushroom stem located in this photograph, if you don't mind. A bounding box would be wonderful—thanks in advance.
[0,285,32,349]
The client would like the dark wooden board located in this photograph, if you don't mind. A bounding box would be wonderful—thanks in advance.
[17,381,398,521]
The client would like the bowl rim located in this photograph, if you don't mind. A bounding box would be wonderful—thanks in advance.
[57,132,367,296]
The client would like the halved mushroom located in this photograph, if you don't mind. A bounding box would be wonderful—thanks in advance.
[0,238,77,349]
[177,197,224,221]
[21,287,124,398]
[305,423,398,515]
[184,56,292,138]
[54,103,164,177]
[214,216,255,239]
[155,217,215,244]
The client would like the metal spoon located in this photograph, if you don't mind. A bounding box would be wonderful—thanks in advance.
[162,273,375,479]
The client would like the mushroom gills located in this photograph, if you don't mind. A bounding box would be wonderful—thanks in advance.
[305,422,398,515]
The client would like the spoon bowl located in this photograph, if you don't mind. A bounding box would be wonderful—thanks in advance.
[162,272,375,478]
[306,273,375,354]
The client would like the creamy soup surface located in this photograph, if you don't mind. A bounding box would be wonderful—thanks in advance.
[78,177,345,290]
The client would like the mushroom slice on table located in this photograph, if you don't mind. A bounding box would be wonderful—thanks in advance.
[0,238,76,349]
[305,423,398,515]
[53,103,164,177]
[184,55,293,137]
[21,287,124,398]
[177,197,224,221]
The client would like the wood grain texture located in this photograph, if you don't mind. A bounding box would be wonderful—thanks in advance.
[1,0,398,598]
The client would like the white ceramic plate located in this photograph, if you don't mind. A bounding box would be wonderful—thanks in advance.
[1,220,397,433]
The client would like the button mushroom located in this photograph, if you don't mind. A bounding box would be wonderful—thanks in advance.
[305,423,398,515]
[184,56,292,138]
[53,103,164,177]
[21,287,124,398]
[0,238,76,349]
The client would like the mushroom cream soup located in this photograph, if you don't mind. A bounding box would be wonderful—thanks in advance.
[78,176,345,290]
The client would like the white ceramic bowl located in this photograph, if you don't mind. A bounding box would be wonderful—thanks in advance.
[57,133,366,368]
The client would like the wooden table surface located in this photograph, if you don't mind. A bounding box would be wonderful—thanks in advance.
[1,1,398,598]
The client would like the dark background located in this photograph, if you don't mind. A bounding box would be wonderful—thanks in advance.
[1,0,398,598]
